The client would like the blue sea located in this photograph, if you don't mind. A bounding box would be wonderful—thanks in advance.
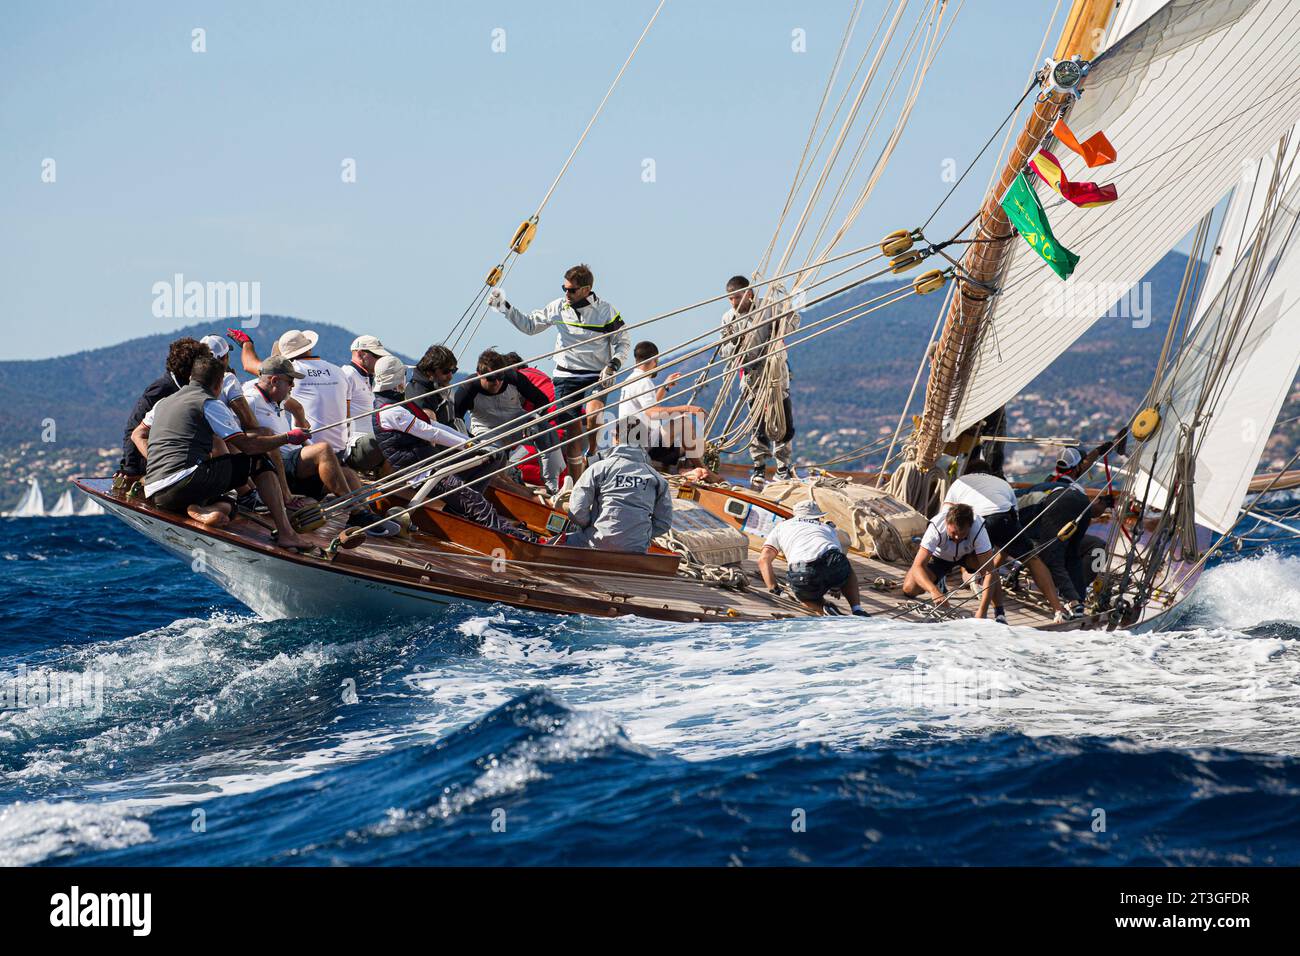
[2,513,1299,866]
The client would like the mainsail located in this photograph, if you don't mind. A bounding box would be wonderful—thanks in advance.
[6,478,45,518]
[1128,153,1300,534]
[943,0,1300,441]
[49,490,76,517]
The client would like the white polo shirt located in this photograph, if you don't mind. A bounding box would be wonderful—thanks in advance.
[292,357,348,451]
[376,405,470,488]
[618,373,664,440]
[943,473,1017,517]
[340,362,375,438]
[241,380,295,461]
[920,512,992,562]
[764,517,842,564]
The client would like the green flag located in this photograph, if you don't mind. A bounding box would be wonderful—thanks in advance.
[1000,171,1079,279]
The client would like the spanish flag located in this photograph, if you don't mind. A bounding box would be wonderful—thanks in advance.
[1029,148,1118,208]
[1052,118,1116,168]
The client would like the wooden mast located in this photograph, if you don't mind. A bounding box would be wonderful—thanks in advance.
[908,0,1116,471]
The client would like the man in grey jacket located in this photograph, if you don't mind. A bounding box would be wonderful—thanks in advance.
[487,263,630,480]
[562,417,673,553]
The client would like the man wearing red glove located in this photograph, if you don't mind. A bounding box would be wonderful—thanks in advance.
[143,355,315,551]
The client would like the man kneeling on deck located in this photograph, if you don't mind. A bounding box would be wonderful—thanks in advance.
[945,459,1069,623]
[370,355,516,533]
[561,417,673,552]
[759,500,868,616]
[903,502,1002,621]
[143,356,313,551]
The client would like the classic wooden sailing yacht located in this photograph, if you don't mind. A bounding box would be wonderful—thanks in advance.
[77,0,1300,629]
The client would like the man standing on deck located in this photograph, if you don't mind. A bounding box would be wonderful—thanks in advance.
[719,275,797,488]
[487,263,630,481]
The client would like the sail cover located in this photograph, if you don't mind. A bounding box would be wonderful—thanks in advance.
[945,0,1300,440]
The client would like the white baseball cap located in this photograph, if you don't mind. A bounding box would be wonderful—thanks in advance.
[199,334,230,359]
[372,354,408,392]
[277,329,319,360]
[350,334,391,356]
[1056,447,1083,471]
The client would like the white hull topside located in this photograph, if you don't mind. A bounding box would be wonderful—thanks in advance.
[95,491,1202,632]
[100,496,491,621]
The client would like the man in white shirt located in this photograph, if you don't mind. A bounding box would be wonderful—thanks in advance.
[243,356,398,536]
[903,502,1001,620]
[945,459,1067,622]
[618,341,706,472]
[338,334,389,473]
[277,329,349,452]
[758,500,868,616]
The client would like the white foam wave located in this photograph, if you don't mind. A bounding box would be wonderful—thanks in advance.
[0,799,153,866]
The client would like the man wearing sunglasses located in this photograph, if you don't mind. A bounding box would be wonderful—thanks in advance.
[487,263,630,480]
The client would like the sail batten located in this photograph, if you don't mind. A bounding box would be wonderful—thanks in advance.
[947,0,1300,440]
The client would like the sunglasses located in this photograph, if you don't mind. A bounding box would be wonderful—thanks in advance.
[484,374,503,385]
[562,284,586,294]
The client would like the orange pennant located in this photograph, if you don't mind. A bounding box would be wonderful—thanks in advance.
[1053,118,1116,168]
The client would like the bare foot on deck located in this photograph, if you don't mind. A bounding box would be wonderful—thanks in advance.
[275,531,314,551]
[188,503,231,527]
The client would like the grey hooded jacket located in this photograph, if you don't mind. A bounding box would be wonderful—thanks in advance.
[566,445,672,553]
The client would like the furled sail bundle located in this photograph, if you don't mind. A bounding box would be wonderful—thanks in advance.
[942,0,1300,444]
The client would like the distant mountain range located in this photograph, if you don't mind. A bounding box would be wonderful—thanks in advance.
[3,253,1298,507]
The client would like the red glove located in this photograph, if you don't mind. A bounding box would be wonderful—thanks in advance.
[284,428,309,446]
[226,327,252,346]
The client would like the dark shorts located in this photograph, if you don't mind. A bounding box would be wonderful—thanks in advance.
[648,444,682,467]
[283,444,347,499]
[923,554,979,589]
[787,548,852,602]
[983,508,1029,559]
[343,433,385,473]
[553,374,603,428]
[151,454,274,513]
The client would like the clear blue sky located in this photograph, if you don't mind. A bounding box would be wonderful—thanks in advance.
[1,1,1066,362]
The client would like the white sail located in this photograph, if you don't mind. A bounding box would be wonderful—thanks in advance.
[6,478,46,518]
[1128,154,1300,534]
[945,0,1300,440]
[48,490,76,517]
[77,494,105,516]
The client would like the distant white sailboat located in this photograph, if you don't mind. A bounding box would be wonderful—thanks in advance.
[5,478,45,518]
[48,490,76,517]
[77,494,105,516]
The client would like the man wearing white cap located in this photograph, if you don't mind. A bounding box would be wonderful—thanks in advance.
[759,499,868,616]
[338,334,389,473]
[199,334,258,433]
[275,329,350,453]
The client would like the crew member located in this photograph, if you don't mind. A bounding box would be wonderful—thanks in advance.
[758,500,868,616]
[562,417,673,552]
[142,356,312,550]
[370,355,515,533]
[945,459,1067,623]
[487,263,630,480]
[903,502,1002,620]
[719,275,797,487]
